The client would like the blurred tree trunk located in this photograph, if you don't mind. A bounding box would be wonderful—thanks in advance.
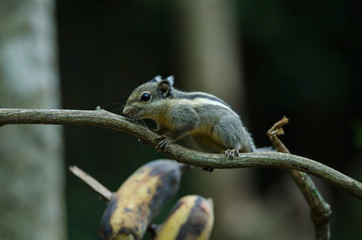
[177,0,246,109]
[0,1,66,240]
[177,0,312,239]
[177,1,259,239]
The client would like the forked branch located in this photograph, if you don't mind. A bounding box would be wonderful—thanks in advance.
[267,116,331,240]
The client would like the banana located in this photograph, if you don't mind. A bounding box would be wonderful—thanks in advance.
[155,195,214,240]
[99,159,189,240]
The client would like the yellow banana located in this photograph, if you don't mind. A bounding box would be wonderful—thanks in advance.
[155,195,214,240]
[99,159,189,240]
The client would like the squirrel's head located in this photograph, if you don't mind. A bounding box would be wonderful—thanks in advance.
[123,75,175,119]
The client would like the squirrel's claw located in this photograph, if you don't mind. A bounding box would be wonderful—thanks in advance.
[224,149,239,159]
[156,136,171,150]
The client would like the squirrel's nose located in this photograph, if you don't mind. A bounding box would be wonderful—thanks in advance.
[122,107,130,116]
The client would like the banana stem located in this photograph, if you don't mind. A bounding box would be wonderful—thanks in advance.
[69,165,113,202]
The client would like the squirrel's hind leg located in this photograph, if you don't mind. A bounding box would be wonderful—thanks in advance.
[211,114,253,159]
[224,149,240,159]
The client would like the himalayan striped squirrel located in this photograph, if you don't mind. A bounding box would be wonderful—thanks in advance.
[122,75,259,161]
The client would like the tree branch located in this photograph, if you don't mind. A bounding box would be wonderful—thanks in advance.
[267,117,331,240]
[0,108,361,200]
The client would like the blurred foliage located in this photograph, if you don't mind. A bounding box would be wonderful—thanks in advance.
[236,0,351,110]
[352,121,362,148]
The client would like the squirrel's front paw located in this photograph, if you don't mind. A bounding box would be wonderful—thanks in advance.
[156,136,171,150]
[224,149,239,159]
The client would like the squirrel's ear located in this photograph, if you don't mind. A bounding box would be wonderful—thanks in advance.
[158,80,171,98]
[149,75,162,83]
[166,76,174,87]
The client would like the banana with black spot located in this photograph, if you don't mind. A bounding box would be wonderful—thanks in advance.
[99,159,189,240]
[155,195,214,240]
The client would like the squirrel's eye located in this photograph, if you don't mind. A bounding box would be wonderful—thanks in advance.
[140,92,151,102]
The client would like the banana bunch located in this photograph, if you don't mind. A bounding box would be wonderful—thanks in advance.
[155,195,214,240]
[98,159,214,240]
[99,159,188,240]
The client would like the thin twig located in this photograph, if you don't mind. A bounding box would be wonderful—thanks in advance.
[0,108,361,200]
[267,117,331,240]
[69,165,113,202]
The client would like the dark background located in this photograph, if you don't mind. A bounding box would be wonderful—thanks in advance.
[56,0,362,239]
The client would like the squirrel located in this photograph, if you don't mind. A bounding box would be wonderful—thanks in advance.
[123,75,257,160]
